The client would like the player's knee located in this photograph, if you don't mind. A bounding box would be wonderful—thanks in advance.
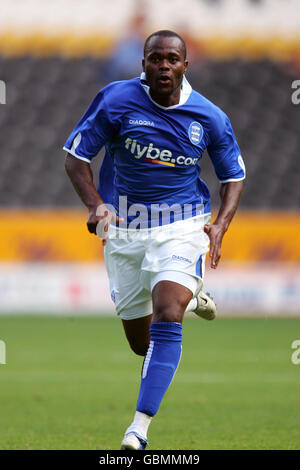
[152,301,184,323]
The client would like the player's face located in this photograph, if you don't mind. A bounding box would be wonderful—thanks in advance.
[142,36,188,107]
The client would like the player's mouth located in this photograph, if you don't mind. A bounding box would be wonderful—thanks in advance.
[157,75,172,85]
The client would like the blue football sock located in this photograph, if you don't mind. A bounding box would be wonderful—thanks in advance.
[136,321,182,417]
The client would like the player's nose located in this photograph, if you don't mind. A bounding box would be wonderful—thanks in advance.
[159,59,170,70]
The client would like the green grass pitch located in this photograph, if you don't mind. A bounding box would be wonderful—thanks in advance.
[0,315,299,450]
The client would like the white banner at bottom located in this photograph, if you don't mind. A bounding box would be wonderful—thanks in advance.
[0,263,299,316]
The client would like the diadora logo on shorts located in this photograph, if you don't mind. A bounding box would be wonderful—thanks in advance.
[129,118,155,127]
[172,255,192,264]
[188,121,203,146]
[124,138,198,167]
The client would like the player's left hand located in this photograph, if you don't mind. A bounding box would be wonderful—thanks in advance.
[87,204,124,246]
[204,223,226,269]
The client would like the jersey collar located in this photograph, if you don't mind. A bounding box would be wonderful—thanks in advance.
[140,72,192,110]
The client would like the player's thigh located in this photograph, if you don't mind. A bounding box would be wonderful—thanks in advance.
[141,215,210,300]
[122,314,152,356]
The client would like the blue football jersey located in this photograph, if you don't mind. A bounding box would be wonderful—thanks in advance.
[64,73,245,226]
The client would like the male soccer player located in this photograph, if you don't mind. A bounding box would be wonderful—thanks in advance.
[64,30,245,450]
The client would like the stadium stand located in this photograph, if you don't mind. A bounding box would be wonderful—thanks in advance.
[0,0,299,315]
[0,56,299,209]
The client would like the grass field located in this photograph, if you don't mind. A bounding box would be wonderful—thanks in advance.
[0,315,299,450]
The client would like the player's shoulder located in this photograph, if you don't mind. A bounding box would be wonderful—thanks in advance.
[190,89,227,123]
[100,77,142,104]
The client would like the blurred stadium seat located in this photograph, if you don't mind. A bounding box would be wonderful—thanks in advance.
[0,56,299,208]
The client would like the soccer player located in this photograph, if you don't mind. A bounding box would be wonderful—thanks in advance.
[64,30,245,450]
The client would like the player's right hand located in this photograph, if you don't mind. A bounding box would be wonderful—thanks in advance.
[87,205,124,246]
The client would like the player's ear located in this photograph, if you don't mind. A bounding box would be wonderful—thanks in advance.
[142,59,145,71]
[183,60,188,74]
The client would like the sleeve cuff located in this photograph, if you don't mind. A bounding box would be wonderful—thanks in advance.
[219,176,245,184]
[63,146,91,163]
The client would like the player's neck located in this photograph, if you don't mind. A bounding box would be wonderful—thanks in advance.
[149,87,181,107]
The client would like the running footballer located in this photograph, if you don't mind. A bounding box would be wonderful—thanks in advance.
[64,30,245,450]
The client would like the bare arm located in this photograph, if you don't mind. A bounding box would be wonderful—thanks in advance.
[65,153,120,242]
[204,180,243,269]
[65,153,102,212]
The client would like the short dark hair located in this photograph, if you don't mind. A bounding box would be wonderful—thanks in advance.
[144,30,187,60]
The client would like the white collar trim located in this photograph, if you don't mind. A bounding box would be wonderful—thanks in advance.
[140,72,192,110]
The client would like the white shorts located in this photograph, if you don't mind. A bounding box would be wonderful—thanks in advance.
[104,213,210,320]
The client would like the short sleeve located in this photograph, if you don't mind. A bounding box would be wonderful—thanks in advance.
[63,89,118,163]
[207,112,246,183]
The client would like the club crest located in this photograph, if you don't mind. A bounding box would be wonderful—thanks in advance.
[188,121,203,146]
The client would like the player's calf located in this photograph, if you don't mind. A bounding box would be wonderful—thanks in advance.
[129,342,149,357]
[122,315,152,356]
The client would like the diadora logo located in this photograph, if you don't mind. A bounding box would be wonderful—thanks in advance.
[124,138,198,167]
[188,121,203,146]
[172,255,192,264]
[129,118,155,127]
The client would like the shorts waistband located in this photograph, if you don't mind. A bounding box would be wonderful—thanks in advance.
[109,213,211,233]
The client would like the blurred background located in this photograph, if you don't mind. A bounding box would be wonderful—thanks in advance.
[0,0,299,315]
